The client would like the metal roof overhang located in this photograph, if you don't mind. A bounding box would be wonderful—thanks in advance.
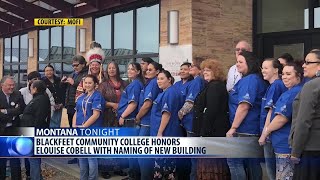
[0,0,157,37]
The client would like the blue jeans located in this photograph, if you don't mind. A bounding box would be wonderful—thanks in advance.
[227,158,262,180]
[79,158,98,180]
[187,131,197,180]
[29,158,42,180]
[50,109,62,127]
[263,141,276,180]
[138,126,153,180]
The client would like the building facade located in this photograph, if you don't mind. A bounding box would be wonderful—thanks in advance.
[2,0,317,89]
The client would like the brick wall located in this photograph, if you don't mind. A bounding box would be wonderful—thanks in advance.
[192,0,252,70]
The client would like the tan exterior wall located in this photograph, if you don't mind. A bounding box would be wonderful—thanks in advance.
[76,17,93,57]
[27,30,38,73]
[192,0,252,70]
[160,0,192,46]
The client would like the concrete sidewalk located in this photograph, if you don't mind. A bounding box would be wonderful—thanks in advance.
[43,158,124,180]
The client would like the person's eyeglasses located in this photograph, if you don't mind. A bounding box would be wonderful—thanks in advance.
[72,64,80,67]
[235,48,247,52]
[303,60,320,65]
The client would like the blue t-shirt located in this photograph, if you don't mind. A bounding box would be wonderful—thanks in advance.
[150,85,184,137]
[138,77,161,126]
[75,90,105,127]
[174,80,192,100]
[182,76,206,132]
[117,79,144,119]
[270,85,302,154]
[229,74,267,134]
[260,79,287,133]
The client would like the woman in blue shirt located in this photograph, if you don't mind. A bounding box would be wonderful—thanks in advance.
[73,74,105,180]
[135,61,162,180]
[117,62,144,180]
[259,62,303,180]
[151,70,184,179]
[227,51,267,180]
[258,58,287,180]
[117,62,144,125]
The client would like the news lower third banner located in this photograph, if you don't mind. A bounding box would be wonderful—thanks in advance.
[0,128,263,158]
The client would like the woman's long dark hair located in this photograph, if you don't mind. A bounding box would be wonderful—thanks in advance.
[284,62,303,82]
[128,62,144,84]
[239,51,261,77]
[105,61,122,82]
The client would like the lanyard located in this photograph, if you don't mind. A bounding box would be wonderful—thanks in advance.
[81,92,94,125]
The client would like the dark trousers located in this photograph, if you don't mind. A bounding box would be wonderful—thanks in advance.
[123,119,140,179]
[293,151,320,180]
[0,158,21,180]
[176,127,191,180]
[25,158,30,177]
[0,127,22,180]
[67,106,76,127]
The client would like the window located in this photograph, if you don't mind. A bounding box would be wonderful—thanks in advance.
[257,0,308,33]
[50,27,62,61]
[39,29,49,61]
[38,27,76,77]
[114,11,133,56]
[95,15,111,51]
[63,26,76,61]
[4,38,11,64]
[137,5,159,54]
[94,4,159,78]
[3,34,28,89]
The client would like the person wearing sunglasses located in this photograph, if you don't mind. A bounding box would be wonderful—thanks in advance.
[61,55,88,165]
[226,40,251,92]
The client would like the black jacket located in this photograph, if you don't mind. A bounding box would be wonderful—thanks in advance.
[0,90,26,134]
[63,66,88,107]
[21,93,50,128]
[193,80,230,137]
[42,75,66,105]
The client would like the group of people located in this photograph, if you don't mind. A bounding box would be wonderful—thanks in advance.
[225,41,320,180]
[0,40,320,180]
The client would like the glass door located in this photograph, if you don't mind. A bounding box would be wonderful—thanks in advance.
[257,34,312,61]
